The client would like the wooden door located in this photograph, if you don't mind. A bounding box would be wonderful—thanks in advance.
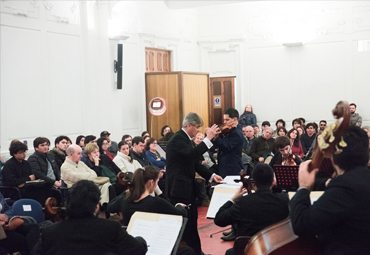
[145,48,171,73]
[209,77,235,126]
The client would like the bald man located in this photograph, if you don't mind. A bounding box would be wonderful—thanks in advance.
[242,126,255,155]
[61,144,113,207]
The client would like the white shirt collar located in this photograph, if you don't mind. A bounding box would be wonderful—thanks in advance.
[182,128,192,141]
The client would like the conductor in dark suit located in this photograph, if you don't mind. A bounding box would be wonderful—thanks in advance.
[33,180,147,255]
[213,108,244,177]
[166,112,223,255]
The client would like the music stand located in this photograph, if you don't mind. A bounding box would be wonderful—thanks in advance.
[273,165,299,191]
[171,218,188,255]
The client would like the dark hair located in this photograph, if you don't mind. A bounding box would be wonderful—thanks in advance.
[66,137,72,144]
[320,120,327,124]
[122,134,132,141]
[145,138,156,151]
[224,108,239,119]
[333,126,369,171]
[126,166,159,201]
[96,137,108,155]
[33,137,50,149]
[262,121,270,127]
[350,103,357,108]
[76,135,85,146]
[118,141,133,163]
[9,142,28,156]
[292,118,302,126]
[287,128,300,146]
[298,117,306,124]
[275,136,290,150]
[84,135,96,145]
[275,119,286,127]
[55,135,70,146]
[163,131,174,141]
[305,123,315,130]
[66,180,100,219]
[252,164,274,188]
[251,124,259,128]
[276,127,287,136]
[132,136,145,146]
[161,125,171,137]
[312,122,318,133]
[141,131,149,137]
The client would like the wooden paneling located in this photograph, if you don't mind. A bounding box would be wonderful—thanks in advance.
[145,73,180,140]
[182,73,209,134]
[145,48,171,73]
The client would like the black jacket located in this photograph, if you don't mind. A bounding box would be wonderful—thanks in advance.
[130,149,151,167]
[2,157,33,187]
[214,187,289,237]
[269,151,302,167]
[48,148,66,169]
[28,151,60,186]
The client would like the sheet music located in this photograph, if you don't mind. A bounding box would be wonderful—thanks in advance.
[155,145,166,159]
[128,214,182,255]
[207,185,241,219]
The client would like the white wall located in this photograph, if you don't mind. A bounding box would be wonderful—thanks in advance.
[197,1,370,129]
[0,0,199,156]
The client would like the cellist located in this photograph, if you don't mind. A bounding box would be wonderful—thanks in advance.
[269,136,302,167]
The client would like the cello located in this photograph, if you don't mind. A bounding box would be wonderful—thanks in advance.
[243,101,350,255]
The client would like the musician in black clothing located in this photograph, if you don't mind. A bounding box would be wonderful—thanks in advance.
[269,136,302,167]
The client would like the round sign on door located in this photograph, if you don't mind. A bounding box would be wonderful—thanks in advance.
[149,97,166,116]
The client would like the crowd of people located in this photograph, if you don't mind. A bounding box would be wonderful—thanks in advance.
[0,102,369,255]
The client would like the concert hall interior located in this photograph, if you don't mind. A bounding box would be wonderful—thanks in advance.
[1,1,370,255]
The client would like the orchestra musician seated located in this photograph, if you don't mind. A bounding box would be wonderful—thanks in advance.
[291,126,370,255]
[107,166,195,255]
[214,164,289,255]
[32,180,147,255]
[269,136,302,167]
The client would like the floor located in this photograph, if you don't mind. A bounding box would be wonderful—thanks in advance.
[198,206,234,255]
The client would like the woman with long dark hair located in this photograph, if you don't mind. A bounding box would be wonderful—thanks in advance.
[239,104,257,126]
[287,128,304,158]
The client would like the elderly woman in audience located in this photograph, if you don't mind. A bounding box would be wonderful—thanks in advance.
[145,138,166,169]
[276,127,287,137]
[113,141,142,173]
[108,166,194,255]
[239,104,257,127]
[288,128,304,158]
[76,135,85,148]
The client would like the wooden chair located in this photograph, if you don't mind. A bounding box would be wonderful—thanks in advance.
[244,218,323,255]
[234,236,251,255]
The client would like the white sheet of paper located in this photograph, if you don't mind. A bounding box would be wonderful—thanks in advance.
[128,216,182,255]
[207,185,241,219]
[23,205,32,211]
[154,145,166,159]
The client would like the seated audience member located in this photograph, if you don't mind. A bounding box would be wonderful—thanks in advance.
[96,137,114,161]
[76,135,85,148]
[300,123,317,156]
[141,131,150,138]
[296,126,304,136]
[61,144,114,213]
[159,125,172,141]
[143,135,150,145]
[81,135,96,163]
[291,126,370,255]
[101,130,118,156]
[145,138,166,169]
[288,128,304,158]
[33,180,147,255]
[292,118,302,130]
[269,136,302,166]
[163,131,174,141]
[261,121,271,133]
[214,164,289,255]
[299,117,306,127]
[113,141,142,173]
[122,135,133,148]
[66,137,72,147]
[239,104,257,127]
[130,136,151,167]
[48,136,69,168]
[242,126,255,155]
[108,166,194,255]
[362,126,370,138]
[0,192,40,255]
[349,103,362,127]
[276,126,287,137]
[250,127,276,164]
[194,133,217,171]
[273,119,286,137]
[2,142,58,206]
[318,120,327,134]
[252,124,261,137]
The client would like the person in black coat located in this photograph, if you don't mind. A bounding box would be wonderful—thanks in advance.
[213,108,244,178]
[214,164,289,255]
[269,136,302,167]
[166,112,223,255]
[33,180,147,255]
[48,135,69,168]
[291,126,370,255]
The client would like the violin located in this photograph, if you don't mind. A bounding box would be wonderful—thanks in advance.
[239,170,255,194]
[44,197,67,222]
[116,172,133,188]
[220,125,236,136]
[308,101,350,172]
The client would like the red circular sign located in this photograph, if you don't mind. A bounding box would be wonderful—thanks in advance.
[148,97,166,116]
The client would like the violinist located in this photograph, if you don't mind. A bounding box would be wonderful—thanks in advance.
[213,108,244,178]
[291,126,370,255]
[269,136,302,167]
